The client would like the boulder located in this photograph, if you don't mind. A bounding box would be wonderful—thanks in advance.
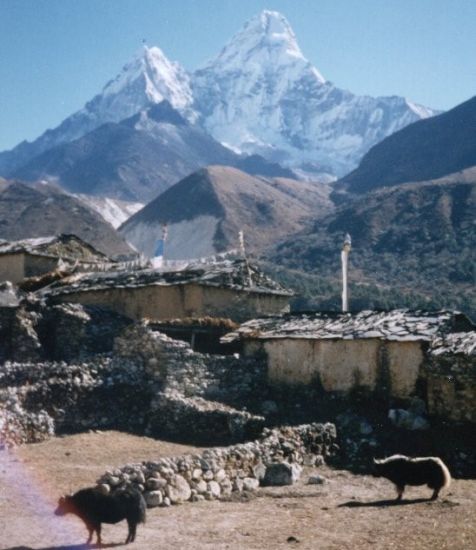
[144,490,163,507]
[262,462,302,486]
[166,474,192,503]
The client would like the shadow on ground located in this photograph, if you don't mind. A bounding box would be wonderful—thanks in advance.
[338,497,432,508]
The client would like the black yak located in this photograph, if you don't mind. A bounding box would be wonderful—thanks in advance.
[373,454,451,501]
[55,486,146,545]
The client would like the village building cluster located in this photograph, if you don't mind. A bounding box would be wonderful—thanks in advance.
[0,232,475,471]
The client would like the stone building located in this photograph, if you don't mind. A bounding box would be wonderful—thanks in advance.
[42,259,292,323]
[0,234,110,284]
[222,309,475,403]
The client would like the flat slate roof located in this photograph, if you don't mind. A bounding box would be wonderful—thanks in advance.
[41,259,293,297]
[430,331,476,356]
[222,309,475,343]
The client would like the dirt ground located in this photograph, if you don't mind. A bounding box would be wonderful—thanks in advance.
[0,431,474,550]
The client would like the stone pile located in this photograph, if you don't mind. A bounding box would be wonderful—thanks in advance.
[0,296,132,364]
[0,400,54,448]
[97,422,337,507]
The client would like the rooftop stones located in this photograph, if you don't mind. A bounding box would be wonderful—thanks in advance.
[222,309,475,344]
[40,259,293,298]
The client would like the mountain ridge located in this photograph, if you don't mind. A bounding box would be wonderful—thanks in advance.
[0,180,134,257]
[119,165,333,259]
[338,95,476,194]
[12,102,295,202]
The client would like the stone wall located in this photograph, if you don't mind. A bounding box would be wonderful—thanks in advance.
[114,323,268,408]
[426,333,476,423]
[0,322,269,447]
[0,356,151,447]
[0,300,132,363]
[113,322,269,443]
[97,422,337,507]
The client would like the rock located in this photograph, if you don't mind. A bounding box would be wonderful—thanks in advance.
[243,477,259,491]
[203,470,214,481]
[233,478,244,492]
[388,408,429,430]
[220,477,233,496]
[96,483,110,495]
[252,461,266,481]
[359,421,373,435]
[146,477,167,490]
[108,476,121,487]
[207,481,221,498]
[133,471,146,484]
[166,474,192,503]
[214,469,226,483]
[307,475,326,485]
[192,468,203,480]
[162,496,171,507]
[262,462,302,486]
[144,490,163,507]
[193,480,208,494]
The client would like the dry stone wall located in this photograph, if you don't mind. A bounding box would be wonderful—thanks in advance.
[426,333,476,423]
[97,422,337,507]
[0,322,269,447]
[0,356,151,447]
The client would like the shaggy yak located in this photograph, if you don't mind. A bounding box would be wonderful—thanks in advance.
[373,454,451,501]
[55,486,146,545]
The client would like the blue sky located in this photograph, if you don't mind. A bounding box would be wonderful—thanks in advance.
[0,0,475,150]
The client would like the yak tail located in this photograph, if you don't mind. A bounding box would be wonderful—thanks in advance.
[436,458,451,488]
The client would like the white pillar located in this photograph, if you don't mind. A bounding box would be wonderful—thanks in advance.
[341,233,352,312]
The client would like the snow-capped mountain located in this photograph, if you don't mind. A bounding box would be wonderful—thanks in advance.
[0,11,437,181]
[0,46,193,175]
[192,10,437,177]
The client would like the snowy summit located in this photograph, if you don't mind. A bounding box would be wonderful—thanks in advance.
[192,10,436,177]
[0,10,437,180]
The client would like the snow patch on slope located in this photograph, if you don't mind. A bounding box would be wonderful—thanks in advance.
[121,215,220,259]
[75,194,144,228]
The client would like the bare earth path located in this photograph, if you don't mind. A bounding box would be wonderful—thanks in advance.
[0,431,474,550]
